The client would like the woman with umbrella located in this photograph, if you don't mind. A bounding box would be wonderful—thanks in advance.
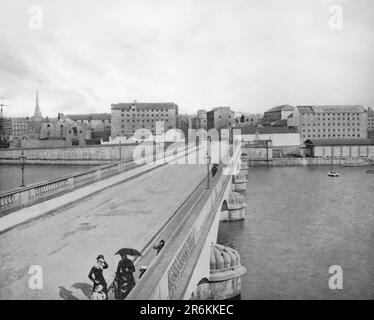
[113,248,141,300]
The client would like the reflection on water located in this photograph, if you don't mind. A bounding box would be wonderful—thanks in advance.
[218,166,374,300]
[0,164,97,193]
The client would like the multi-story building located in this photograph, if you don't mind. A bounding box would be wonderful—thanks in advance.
[176,114,193,139]
[207,107,235,130]
[235,112,263,127]
[64,113,111,131]
[9,90,46,144]
[10,117,43,139]
[264,105,295,123]
[191,109,207,130]
[292,105,367,142]
[110,101,178,138]
[39,118,92,146]
[64,113,111,142]
[0,117,11,147]
[368,107,374,131]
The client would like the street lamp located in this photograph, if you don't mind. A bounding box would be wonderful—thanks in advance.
[19,150,26,187]
[119,140,122,161]
[206,137,211,189]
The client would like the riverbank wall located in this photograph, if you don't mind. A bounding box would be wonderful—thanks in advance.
[248,157,374,167]
[0,142,174,165]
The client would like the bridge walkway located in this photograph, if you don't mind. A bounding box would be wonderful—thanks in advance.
[0,161,206,300]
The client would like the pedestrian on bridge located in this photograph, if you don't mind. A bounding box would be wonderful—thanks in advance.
[153,240,165,255]
[88,255,109,300]
[113,248,141,299]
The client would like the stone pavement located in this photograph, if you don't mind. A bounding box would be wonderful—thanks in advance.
[0,162,206,299]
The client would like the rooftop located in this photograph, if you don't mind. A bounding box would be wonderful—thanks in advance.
[65,113,111,120]
[271,119,288,127]
[265,105,295,113]
[111,102,177,111]
[297,105,365,114]
[307,138,374,146]
[239,125,298,135]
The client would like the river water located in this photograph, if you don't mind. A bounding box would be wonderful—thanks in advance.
[0,164,97,193]
[218,166,374,300]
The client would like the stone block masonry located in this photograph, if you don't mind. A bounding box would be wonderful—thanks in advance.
[0,143,146,165]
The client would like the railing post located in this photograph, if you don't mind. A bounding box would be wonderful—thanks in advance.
[96,169,102,180]
[67,177,74,190]
[18,190,30,206]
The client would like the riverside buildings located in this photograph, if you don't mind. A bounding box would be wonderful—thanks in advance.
[207,107,235,130]
[38,118,92,147]
[110,101,178,138]
[235,112,263,127]
[64,113,111,142]
[264,105,295,123]
[368,107,374,133]
[8,91,47,146]
[64,113,111,131]
[191,109,207,130]
[288,105,368,142]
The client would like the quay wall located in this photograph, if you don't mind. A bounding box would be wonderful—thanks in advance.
[0,143,174,165]
[248,157,374,167]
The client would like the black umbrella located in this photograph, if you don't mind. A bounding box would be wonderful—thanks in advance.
[115,248,142,257]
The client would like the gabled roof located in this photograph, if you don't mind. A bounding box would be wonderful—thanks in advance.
[265,105,295,113]
[297,105,365,113]
[271,119,288,127]
[65,113,111,120]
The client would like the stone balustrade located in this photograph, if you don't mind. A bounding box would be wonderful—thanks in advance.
[0,145,196,215]
[128,156,233,300]
[0,161,129,215]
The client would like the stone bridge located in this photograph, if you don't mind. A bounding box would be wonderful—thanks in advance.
[0,141,248,300]
[128,142,248,300]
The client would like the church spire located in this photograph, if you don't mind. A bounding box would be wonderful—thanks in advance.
[34,89,42,119]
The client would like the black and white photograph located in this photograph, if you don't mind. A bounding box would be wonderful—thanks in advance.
[0,0,374,308]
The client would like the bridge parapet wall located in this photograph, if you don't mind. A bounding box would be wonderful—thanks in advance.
[128,143,244,300]
[0,143,193,215]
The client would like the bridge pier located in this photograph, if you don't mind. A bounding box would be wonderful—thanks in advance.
[232,173,247,192]
[220,191,247,221]
[191,244,246,300]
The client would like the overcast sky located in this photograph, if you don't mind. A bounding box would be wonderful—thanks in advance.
[0,0,373,117]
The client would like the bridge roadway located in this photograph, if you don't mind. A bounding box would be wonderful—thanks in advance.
[0,161,207,300]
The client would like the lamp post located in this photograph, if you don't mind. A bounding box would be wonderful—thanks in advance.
[19,150,26,187]
[119,140,122,161]
[206,137,211,189]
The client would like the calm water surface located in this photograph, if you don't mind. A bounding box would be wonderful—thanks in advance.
[0,164,97,193]
[218,166,374,299]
